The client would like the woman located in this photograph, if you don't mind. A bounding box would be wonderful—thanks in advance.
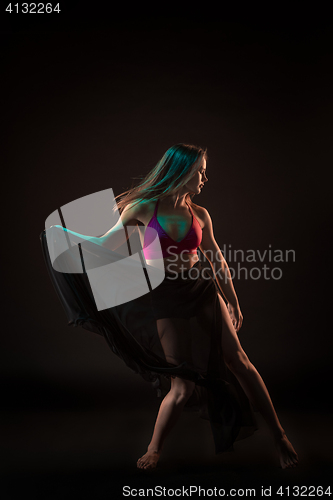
[41,143,298,471]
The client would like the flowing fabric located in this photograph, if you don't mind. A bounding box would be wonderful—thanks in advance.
[40,228,257,453]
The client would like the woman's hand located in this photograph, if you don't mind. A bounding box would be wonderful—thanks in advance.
[227,303,243,332]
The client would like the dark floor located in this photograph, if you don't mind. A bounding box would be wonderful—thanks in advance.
[1,400,332,500]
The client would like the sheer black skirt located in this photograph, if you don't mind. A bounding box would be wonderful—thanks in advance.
[40,230,257,453]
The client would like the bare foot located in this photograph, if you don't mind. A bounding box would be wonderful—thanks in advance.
[137,449,161,470]
[275,432,299,469]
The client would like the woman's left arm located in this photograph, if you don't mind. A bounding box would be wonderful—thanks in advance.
[199,207,243,332]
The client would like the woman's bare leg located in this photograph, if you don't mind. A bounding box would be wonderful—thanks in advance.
[216,295,299,469]
[137,376,195,470]
[137,317,195,470]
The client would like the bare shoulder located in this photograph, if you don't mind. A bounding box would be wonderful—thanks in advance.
[191,203,212,229]
[193,204,218,249]
[121,198,157,226]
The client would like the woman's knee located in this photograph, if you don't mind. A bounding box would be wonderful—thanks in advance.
[225,349,251,375]
[170,378,195,404]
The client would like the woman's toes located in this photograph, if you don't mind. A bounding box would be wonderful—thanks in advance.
[137,450,160,470]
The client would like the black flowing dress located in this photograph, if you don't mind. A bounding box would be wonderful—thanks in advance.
[40,226,257,453]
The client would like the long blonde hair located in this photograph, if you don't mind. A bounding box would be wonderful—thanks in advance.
[115,143,208,214]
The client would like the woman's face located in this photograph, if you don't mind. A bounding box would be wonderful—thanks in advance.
[185,157,208,195]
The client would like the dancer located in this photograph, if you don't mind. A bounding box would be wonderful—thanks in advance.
[41,143,298,471]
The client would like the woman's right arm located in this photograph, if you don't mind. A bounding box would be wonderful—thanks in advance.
[99,202,143,251]
[52,202,144,252]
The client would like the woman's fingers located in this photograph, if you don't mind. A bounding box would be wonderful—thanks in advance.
[234,315,243,332]
[227,303,243,332]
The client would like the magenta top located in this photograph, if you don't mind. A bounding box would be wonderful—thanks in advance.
[142,199,203,260]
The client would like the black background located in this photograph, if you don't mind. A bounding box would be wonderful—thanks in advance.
[2,2,332,498]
